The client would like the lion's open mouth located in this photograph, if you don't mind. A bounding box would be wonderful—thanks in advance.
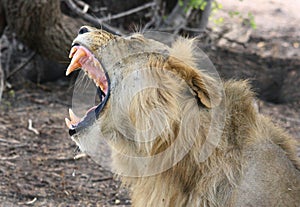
[65,45,110,136]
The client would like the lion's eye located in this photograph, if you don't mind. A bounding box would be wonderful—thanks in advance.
[78,26,90,34]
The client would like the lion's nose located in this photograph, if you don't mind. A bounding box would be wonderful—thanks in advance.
[78,26,90,34]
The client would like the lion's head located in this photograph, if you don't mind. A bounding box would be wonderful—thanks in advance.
[65,26,224,176]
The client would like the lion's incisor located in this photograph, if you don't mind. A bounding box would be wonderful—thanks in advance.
[68,26,300,207]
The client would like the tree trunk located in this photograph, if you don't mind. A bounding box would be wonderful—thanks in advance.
[1,0,88,62]
[0,63,3,103]
[163,0,190,30]
[198,0,212,30]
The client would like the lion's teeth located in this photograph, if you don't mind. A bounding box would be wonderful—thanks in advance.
[65,118,72,128]
[69,47,77,59]
[99,84,104,92]
[69,108,81,122]
[94,60,100,67]
[66,47,87,76]
[93,79,98,87]
[66,62,81,76]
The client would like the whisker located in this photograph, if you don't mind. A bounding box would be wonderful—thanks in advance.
[74,71,87,89]
[82,74,92,91]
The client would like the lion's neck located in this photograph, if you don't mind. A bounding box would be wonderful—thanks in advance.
[123,149,239,207]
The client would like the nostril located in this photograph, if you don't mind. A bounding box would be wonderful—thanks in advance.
[78,27,89,34]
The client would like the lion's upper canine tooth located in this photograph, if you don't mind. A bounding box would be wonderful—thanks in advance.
[66,62,81,76]
[69,108,81,122]
[66,47,87,76]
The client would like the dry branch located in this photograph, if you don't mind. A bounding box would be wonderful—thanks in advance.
[28,119,40,135]
[74,153,87,160]
[73,0,90,13]
[63,0,124,36]
[6,52,36,79]
[160,0,193,34]
[98,2,156,22]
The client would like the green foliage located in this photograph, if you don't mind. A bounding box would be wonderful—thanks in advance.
[247,12,256,29]
[211,1,222,12]
[179,0,222,11]
[178,0,257,29]
[213,17,224,25]
[228,10,256,29]
[189,0,207,10]
[8,90,15,98]
[228,11,240,18]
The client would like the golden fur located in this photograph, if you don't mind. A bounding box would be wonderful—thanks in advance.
[70,26,300,207]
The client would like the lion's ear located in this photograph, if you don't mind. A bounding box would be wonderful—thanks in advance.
[165,57,222,108]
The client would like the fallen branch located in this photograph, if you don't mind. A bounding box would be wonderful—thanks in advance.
[0,154,20,160]
[182,26,207,33]
[92,177,113,182]
[28,119,40,135]
[73,0,107,13]
[219,35,247,48]
[74,152,87,160]
[73,0,89,13]
[23,197,37,205]
[6,52,36,79]
[0,63,3,103]
[0,138,21,144]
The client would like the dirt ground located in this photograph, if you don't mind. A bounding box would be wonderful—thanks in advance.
[0,81,130,207]
[0,0,300,206]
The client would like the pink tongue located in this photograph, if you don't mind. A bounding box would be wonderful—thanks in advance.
[86,106,97,114]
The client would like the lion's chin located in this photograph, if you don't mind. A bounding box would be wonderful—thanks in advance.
[65,45,111,136]
[71,122,111,161]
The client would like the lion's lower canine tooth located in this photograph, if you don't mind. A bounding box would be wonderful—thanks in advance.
[65,118,72,128]
[69,108,81,122]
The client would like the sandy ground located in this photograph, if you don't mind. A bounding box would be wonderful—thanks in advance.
[212,0,300,34]
[211,0,300,59]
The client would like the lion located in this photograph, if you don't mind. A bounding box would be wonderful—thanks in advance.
[65,26,300,207]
